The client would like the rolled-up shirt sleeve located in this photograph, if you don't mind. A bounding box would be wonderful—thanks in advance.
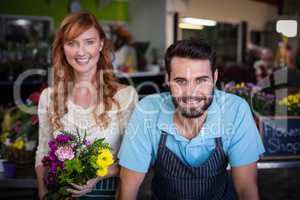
[228,100,265,167]
[118,100,153,173]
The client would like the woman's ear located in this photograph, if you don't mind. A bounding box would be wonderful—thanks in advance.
[99,40,104,52]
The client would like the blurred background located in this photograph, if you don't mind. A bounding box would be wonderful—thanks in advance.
[0,0,299,199]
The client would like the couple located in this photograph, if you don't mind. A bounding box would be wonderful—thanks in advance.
[35,11,264,200]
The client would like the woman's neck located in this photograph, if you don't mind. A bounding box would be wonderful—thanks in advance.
[73,67,97,84]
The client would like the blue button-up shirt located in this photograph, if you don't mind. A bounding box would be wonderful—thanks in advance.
[118,89,265,173]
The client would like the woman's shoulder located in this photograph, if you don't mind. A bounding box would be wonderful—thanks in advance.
[38,87,53,107]
[114,84,138,108]
[40,87,53,99]
[115,84,137,97]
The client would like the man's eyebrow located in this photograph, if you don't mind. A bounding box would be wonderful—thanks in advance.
[195,76,210,79]
[173,77,187,80]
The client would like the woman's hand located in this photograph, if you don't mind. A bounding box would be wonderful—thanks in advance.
[38,188,48,200]
[66,163,120,197]
[67,177,100,198]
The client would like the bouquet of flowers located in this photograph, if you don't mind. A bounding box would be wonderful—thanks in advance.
[224,82,275,116]
[278,92,300,116]
[42,130,114,200]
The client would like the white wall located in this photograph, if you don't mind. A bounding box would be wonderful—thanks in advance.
[128,0,279,63]
[164,0,279,49]
[128,0,166,63]
[180,0,278,31]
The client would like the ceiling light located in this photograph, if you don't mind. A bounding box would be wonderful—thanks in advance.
[13,19,31,26]
[178,23,203,30]
[180,17,217,26]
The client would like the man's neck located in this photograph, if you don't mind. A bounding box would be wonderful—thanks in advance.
[173,112,207,140]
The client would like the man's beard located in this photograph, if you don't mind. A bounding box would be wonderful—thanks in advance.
[171,90,214,119]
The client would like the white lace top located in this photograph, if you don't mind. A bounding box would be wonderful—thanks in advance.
[35,86,138,167]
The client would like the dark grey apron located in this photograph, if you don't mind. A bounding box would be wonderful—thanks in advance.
[151,132,237,200]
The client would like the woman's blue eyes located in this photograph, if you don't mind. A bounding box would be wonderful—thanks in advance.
[86,40,94,45]
[66,41,75,47]
[66,40,95,47]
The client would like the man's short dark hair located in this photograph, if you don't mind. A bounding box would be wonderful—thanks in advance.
[165,39,217,75]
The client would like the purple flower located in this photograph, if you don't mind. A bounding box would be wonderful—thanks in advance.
[266,93,275,100]
[224,82,235,90]
[11,122,21,133]
[50,162,58,172]
[55,145,75,161]
[49,140,57,151]
[246,82,255,88]
[42,156,50,166]
[49,153,57,161]
[56,134,72,144]
[45,171,57,187]
[83,139,91,147]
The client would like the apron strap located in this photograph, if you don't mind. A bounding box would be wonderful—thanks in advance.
[214,137,223,148]
[159,131,168,148]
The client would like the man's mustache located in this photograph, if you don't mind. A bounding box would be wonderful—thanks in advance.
[177,96,207,102]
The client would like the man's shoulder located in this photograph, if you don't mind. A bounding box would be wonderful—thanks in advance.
[214,89,249,110]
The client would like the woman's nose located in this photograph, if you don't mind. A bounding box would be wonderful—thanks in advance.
[76,44,86,56]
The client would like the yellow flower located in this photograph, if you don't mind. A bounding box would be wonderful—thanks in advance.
[0,132,9,142]
[240,82,245,88]
[96,166,108,177]
[288,95,294,102]
[96,149,114,167]
[12,138,25,149]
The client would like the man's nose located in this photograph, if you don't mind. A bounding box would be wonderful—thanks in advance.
[186,82,196,96]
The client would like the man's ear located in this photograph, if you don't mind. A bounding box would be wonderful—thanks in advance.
[165,74,170,88]
[213,69,218,85]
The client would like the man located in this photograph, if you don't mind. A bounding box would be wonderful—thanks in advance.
[118,39,265,200]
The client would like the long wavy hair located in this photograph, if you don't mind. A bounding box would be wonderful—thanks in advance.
[50,11,119,131]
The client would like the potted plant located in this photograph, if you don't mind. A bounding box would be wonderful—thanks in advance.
[0,107,6,173]
[223,82,275,116]
[0,90,42,177]
[224,82,300,159]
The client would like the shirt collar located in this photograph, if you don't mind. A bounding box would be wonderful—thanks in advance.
[157,89,223,141]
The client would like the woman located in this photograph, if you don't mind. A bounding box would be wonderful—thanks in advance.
[35,11,138,199]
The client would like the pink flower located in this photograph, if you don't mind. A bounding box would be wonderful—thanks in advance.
[55,145,74,161]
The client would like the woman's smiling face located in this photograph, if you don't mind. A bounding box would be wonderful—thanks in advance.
[63,27,103,75]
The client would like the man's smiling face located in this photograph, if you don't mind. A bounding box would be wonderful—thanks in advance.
[169,57,217,118]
